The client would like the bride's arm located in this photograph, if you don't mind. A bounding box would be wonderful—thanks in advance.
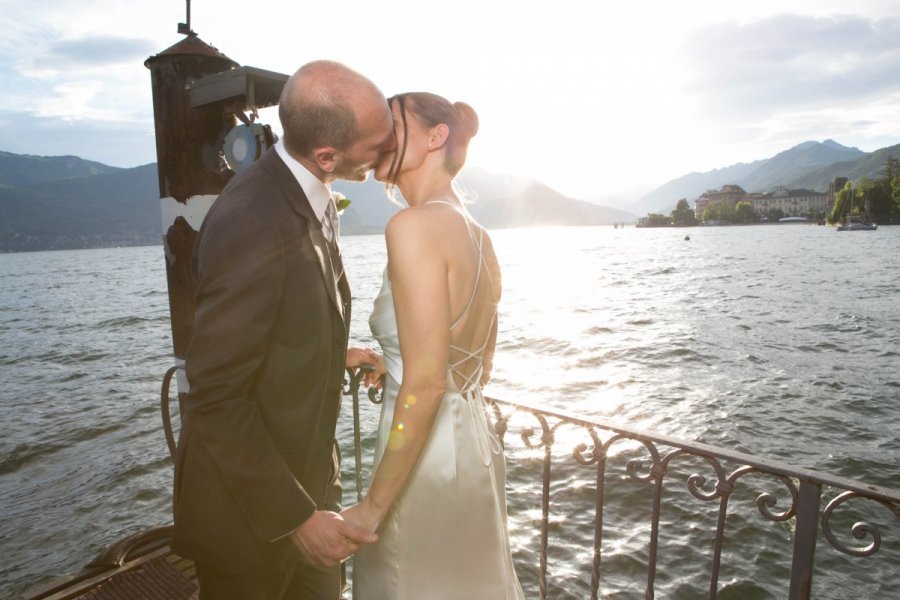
[343,209,450,531]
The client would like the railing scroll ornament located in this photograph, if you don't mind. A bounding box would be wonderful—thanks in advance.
[821,491,900,558]
[342,370,900,600]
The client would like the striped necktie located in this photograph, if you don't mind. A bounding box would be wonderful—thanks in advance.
[322,199,339,245]
[322,199,344,283]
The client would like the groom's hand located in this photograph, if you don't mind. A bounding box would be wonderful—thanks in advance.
[290,510,378,567]
[346,347,386,388]
[346,347,380,370]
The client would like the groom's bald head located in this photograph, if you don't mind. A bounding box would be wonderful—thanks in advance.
[279,60,388,158]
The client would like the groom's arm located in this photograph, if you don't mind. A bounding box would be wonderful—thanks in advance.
[186,210,317,540]
[188,207,376,566]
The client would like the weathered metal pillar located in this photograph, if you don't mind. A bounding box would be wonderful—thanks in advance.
[144,34,238,396]
[144,32,286,399]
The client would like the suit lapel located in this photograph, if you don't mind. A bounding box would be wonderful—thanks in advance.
[260,149,345,319]
[338,266,351,328]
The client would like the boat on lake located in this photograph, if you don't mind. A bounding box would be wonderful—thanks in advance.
[837,219,878,231]
[836,190,878,231]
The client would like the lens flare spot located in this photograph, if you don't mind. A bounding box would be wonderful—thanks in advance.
[397,423,405,431]
[388,430,406,450]
[405,394,417,406]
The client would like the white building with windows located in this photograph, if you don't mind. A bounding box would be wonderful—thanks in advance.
[750,187,828,218]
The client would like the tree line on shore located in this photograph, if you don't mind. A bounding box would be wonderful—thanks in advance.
[828,157,900,225]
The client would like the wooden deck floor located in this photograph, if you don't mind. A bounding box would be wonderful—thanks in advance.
[21,529,198,600]
[22,528,354,600]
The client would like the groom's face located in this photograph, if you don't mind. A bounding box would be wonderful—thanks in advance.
[333,100,395,182]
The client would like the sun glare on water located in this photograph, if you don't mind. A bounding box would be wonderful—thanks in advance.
[487,227,676,422]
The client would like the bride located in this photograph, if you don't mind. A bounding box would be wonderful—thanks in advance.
[342,92,524,599]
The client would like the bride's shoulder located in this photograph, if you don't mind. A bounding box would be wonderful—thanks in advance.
[386,205,445,235]
[385,206,442,249]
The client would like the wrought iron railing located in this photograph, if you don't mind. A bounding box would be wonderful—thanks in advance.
[344,368,900,600]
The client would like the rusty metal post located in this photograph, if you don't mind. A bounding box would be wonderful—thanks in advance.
[788,478,821,599]
[144,35,238,396]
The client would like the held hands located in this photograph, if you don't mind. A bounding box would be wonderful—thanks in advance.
[340,499,383,536]
[346,347,387,388]
[290,510,378,567]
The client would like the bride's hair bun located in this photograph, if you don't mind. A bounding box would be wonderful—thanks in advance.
[452,101,479,141]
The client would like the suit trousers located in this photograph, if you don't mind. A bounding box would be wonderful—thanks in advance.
[196,560,341,600]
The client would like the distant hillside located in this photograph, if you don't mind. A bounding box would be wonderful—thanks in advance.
[786,142,900,190]
[634,160,763,216]
[334,167,633,234]
[0,151,634,253]
[0,150,120,187]
[737,139,864,193]
[635,139,868,214]
[0,161,160,252]
[331,177,400,234]
[468,181,634,228]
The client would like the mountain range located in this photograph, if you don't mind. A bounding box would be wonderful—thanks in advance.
[0,154,161,253]
[2,137,898,253]
[0,151,632,253]
[333,168,635,234]
[633,139,899,215]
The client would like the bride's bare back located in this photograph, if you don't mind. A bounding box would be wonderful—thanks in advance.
[436,201,502,391]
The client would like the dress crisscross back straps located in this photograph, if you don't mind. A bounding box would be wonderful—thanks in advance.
[428,200,498,396]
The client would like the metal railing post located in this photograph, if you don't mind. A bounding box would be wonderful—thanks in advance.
[539,432,552,599]
[788,478,821,599]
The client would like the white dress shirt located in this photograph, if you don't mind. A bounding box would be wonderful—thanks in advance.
[274,139,333,225]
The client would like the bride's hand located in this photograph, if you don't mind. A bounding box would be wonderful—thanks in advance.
[341,499,382,534]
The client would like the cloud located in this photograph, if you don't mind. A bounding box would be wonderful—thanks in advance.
[684,14,900,117]
[0,109,156,167]
[16,36,157,79]
[40,36,157,68]
[0,32,155,136]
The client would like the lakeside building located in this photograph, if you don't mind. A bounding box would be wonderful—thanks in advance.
[693,184,830,220]
[751,187,828,219]
[693,185,747,220]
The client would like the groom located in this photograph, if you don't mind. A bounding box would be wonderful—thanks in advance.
[172,61,395,599]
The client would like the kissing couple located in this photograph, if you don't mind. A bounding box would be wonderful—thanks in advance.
[171,60,525,599]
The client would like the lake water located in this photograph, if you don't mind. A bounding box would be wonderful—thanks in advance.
[1,224,898,598]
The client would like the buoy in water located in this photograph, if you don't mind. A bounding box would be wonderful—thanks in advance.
[684,235,691,241]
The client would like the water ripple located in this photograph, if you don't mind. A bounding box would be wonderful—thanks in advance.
[2,229,899,598]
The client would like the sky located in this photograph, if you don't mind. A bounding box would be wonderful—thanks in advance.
[2,0,900,207]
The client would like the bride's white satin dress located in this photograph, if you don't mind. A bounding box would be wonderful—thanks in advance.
[353,211,524,599]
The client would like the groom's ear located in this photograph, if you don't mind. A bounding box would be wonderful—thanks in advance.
[429,124,450,150]
[312,146,338,173]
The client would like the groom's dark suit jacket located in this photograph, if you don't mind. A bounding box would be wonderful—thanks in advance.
[172,148,350,575]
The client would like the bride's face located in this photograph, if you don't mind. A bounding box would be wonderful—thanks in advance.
[373,98,429,183]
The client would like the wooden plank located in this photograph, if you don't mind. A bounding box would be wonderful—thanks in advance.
[26,547,198,600]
